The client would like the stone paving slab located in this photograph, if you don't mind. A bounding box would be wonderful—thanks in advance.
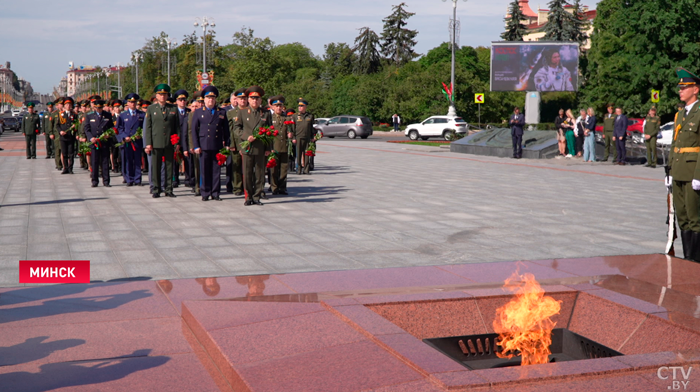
[0,131,671,287]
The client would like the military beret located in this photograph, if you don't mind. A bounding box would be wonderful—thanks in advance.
[154,83,171,94]
[63,97,75,106]
[297,97,308,106]
[270,95,285,105]
[94,99,105,108]
[246,85,264,98]
[234,88,247,97]
[125,93,140,102]
[174,89,189,100]
[202,85,219,98]
[27,102,35,108]
[676,67,700,87]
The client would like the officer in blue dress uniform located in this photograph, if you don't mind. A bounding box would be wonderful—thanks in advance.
[117,93,145,186]
[83,99,115,187]
[191,86,230,201]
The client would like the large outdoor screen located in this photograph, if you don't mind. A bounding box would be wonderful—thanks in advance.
[490,42,579,92]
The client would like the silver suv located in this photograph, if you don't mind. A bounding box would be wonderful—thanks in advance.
[319,115,374,139]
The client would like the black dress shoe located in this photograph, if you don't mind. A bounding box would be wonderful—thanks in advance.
[252,200,263,206]
[91,184,98,187]
[45,156,51,159]
[122,179,127,183]
[127,183,133,187]
[152,193,160,198]
[26,157,31,160]
[61,171,69,174]
[165,192,176,198]
[226,189,233,194]
[212,196,222,201]
[202,196,209,201]
[104,184,112,187]
[279,191,288,195]
[244,200,253,206]
[32,157,36,159]
[272,190,279,195]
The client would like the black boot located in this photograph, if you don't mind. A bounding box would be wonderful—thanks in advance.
[681,230,693,260]
[691,232,700,263]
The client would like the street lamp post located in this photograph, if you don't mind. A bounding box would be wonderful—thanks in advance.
[117,62,122,98]
[444,0,466,117]
[193,17,215,74]
[132,53,142,95]
[164,36,177,86]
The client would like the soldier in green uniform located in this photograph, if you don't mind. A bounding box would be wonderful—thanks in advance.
[43,102,54,159]
[224,88,246,196]
[602,103,617,162]
[667,67,700,262]
[144,84,179,198]
[269,95,294,195]
[234,85,272,205]
[21,102,41,159]
[49,98,63,171]
[293,98,315,175]
[643,107,660,168]
[76,101,89,170]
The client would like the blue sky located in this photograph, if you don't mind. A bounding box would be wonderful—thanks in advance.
[1,0,600,94]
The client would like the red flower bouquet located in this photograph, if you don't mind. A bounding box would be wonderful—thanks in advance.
[240,125,277,152]
[170,134,180,146]
[305,143,316,157]
[266,151,278,168]
[216,147,230,166]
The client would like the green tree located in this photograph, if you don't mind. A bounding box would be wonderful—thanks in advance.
[380,2,419,66]
[321,42,355,81]
[580,0,700,119]
[501,0,527,41]
[542,0,576,41]
[570,0,591,45]
[353,27,382,74]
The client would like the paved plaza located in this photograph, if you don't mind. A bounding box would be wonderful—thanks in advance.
[0,132,668,287]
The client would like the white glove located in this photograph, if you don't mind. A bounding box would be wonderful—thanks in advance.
[693,179,700,191]
[665,176,673,188]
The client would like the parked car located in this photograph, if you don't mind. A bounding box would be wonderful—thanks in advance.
[2,116,21,132]
[11,109,21,117]
[658,121,675,146]
[314,118,329,132]
[594,117,644,144]
[318,115,373,139]
[404,116,468,141]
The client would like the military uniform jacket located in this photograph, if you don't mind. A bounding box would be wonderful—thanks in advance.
[42,112,52,134]
[271,113,292,152]
[83,111,115,147]
[603,113,617,133]
[644,116,660,137]
[670,103,700,182]
[49,110,61,137]
[226,106,243,152]
[21,113,41,135]
[234,107,272,155]
[143,102,179,149]
[117,109,145,148]
[191,106,230,151]
[293,112,315,140]
[54,111,78,141]
[177,108,191,151]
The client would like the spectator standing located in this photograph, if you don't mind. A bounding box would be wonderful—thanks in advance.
[574,109,587,158]
[613,107,628,165]
[392,114,401,132]
[602,104,617,162]
[583,107,596,162]
[554,109,566,157]
[563,109,576,157]
[509,107,525,159]
[643,107,660,168]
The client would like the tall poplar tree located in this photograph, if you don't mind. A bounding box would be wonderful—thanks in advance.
[501,0,527,41]
[381,3,419,66]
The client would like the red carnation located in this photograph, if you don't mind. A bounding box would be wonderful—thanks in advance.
[266,158,277,168]
[113,127,119,135]
[258,130,265,135]
[273,130,279,136]
[170,134,180,146]
[266,131,272,136]
[270,126,275,130]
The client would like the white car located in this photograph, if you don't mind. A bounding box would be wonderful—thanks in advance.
[404,116,468,140]
[11,109,21,117]
[658,121,674,146]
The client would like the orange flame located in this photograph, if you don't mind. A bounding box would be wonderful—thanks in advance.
[493,271,562,366]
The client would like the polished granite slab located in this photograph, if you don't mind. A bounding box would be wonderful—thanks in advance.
[0,254,698,391]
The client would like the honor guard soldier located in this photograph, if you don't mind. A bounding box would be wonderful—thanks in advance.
[269,95,294,194]
[602,103,617,162]
[84,99,115,187]
[225,88,246,195]
[56,97,78,174]
[117,93,145,186]
[49,98,64,171]
[173,89,193,188]
[234,85,272,205]
[667,67,700,262]
[143,84,179,198]
[643,107,660,168]
[21,102,40,159]
[188,92,203,196]
[43,101,54,159]
[293,98,315,174]
[192,86,230,201]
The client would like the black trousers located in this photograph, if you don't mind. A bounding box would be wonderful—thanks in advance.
[183,154,193,187]
[615,136,627,163]
[575,133,584,154]
[152,146,174,194]
[242,152,266,201]
[200,150,222,198]
[511,132,523,157]
[91,146,110,185]
[60,137,75,171]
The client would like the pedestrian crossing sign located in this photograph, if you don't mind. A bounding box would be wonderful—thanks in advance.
[651,89,660,103]
[475,94,485,104]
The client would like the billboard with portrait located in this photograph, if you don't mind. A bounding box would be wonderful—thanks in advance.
[490,42,579,92]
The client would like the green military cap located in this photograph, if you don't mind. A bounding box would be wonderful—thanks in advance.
[46,101,54,107]
[27,102,35,108]
[297,97,308,106]
[234,88,247,98]
[246,85,265,98]
[54,98,63,105]
[81,100,89,107]
[270,95,285,105]
[676,67,700,87]
[154,83,171,94]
